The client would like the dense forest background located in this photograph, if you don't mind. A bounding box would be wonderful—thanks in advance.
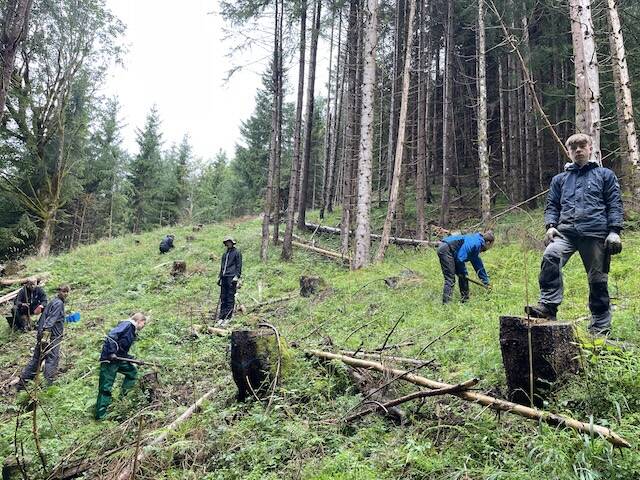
[1,0,640,261]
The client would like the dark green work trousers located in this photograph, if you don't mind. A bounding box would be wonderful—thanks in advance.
[95,361,137,420]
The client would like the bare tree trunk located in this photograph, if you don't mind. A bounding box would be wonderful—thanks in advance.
[606,0,640,195]
[415,0,426,240]
[0,0,32,123]
[261,0,282,261]
[326,20,345,215]
[498,59,508,196]
[376,0,416,261]
[297,0,322,229]
[522,14,535,202]
[340,0,360,255]
[570,0,601,164]
[353,0,378,270]
[477,0,490,223]
[320,6,336,220]
[273,4,284,244]
[282,0,307,260]
[37,214,54,257]
[439,0,454,226]
[385,0,405,193]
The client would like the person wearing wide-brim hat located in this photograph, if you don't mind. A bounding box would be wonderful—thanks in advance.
[217,236,242,325]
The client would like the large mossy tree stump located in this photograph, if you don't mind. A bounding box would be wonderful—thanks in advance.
[230,329,277,401]
[499,316,579,406]
[171,260,187,278]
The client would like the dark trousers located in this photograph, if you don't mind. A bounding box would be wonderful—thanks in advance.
[538,233,611,333]
[437,242,469,303]
[219,276,237,320]
[20,330,62,385]
[95,361,138,419]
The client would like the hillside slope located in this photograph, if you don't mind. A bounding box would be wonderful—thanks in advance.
[1,211,639,479]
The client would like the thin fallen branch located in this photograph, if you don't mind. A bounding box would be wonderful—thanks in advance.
[190,325,230,337]
[379,313,405,352]
[373,341,414,352]
[345,378,479,423]
[307,350,630,448]
[284,237,351,264]
[116,383,224,480]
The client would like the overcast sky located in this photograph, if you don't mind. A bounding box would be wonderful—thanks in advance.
[103,0,267,162]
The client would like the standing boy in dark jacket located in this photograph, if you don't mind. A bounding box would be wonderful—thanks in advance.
[8,279,47,331]
[217,236,242,324]
[437,231,494,303]
[526,134,623,334]
[19,285,70,387]
[95,313,147,420]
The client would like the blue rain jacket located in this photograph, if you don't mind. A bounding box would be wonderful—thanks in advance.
[100,320,137,362]
[443,233,489,284]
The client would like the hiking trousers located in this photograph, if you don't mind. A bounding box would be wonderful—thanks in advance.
[20,331,62,385]
[437,242,469,303]
[538,233,611,334]
[219,276,237,320]
[95,361,138,420]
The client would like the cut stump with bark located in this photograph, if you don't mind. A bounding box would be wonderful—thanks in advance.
[171,261,187,278]
[499,316,579,406]
[230,329,276,401]
[300,275,322,297]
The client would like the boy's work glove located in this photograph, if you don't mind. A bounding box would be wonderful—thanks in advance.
[604,232,622,255]
[544,227,561,246]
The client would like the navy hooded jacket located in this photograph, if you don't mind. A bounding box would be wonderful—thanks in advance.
[159,235,174,253]
[14,286,47,314]
[442,233,490,284]
[37,297,65,338]
[544,161,623,239]
[100,319,138,362]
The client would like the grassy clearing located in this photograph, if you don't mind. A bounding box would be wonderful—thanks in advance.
[1,209,639,479]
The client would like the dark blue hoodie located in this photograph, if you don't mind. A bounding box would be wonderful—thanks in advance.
[100,319,138,362]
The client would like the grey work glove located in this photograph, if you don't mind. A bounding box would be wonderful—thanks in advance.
[604,232,622,255]
[544,227,561,246]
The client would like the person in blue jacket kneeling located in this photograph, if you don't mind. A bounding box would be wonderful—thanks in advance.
[437,231,494,303]
[95,313,147,420]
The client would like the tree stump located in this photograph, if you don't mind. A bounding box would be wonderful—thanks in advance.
[192,224,203,232]
[230,329,276,401]
[171,261,187,277]
[140,371,160,402]
[499,316,579,406]
[186,235,196,242]
[300,276,321,297]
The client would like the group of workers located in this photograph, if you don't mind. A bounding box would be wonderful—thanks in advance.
[3,132,624,419]
[439,133,623,336]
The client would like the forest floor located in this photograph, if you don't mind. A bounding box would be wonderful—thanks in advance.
[1,207,640,479]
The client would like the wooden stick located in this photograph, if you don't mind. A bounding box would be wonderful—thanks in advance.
[116,384,223,480]
[0,287,20,305]
[283,237,351,263]
[191,325,229,337]
[306,350,630,447]
[345,378,479,422]
[245,294,297,312]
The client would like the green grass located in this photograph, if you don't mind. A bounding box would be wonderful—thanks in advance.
[1,209,639,479]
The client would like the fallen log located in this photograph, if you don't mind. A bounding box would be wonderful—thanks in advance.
[340,350,435,368]
[306,350,630,448]
[190,324,229,337]
[304,223,439,247]
[279,236,350,264]
[0,287,22,305]
[116,383,224,480]
[0,273,49,287]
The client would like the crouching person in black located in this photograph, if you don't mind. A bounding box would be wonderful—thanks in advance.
[95,313,147,420]
[19,285,70,388]
[159,234,175,254]
[217,236,242,325]
[7,279,47,331]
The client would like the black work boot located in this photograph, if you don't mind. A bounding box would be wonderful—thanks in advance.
[524,303,557,321]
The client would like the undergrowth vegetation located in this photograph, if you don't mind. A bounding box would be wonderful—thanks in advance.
[1,208,639,479]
